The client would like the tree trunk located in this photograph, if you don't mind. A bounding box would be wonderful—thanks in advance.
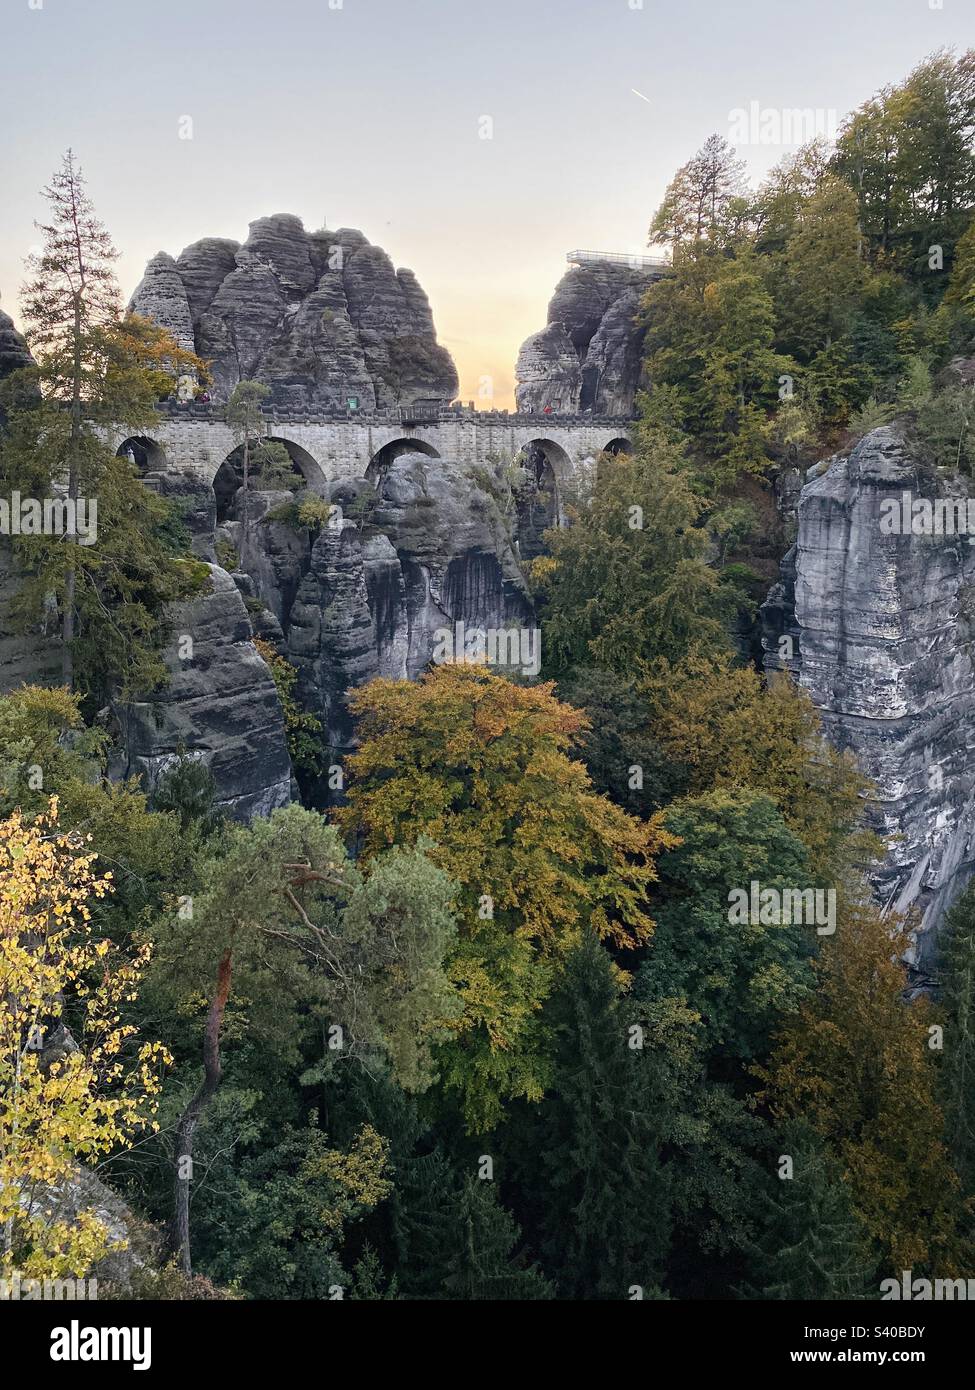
[62,296,83,689]
[170,949,233,1276]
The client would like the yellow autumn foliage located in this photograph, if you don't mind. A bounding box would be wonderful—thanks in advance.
[0,799,171,1278]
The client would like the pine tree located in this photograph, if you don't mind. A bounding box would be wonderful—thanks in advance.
[391,1152,551,1300]
[739,1122,876,1300]
[758,898,966,1273]
[441,1178,553,1300]
[4,152,206,701]
[20,152,121,688]
[939,883,975,1194]
[529,927,672,1299]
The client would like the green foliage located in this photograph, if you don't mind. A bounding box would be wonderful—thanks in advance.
[336,664,674,1131]
[150,754,222,835]
[534,433,733,677]
[556,667,687,816]
[912,380,975,475]
[150,804,460,1089]
[1,153,205,703]
[389,1154,552,1300]
[939,883,975,1194]
[252,638,328,780]
[190,1118,391,1299]
[738,1121,877,1300]
[642,49,975,479]
[0,685,188,941]
[637,789,816,1061]
[522,927,672,1299]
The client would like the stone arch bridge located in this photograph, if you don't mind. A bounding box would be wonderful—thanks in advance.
[106,405,635,497]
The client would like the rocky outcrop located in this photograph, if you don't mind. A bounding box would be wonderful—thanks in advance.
[0,542,62,692]
[120,566,293,820]
[762,425,975,981]
[130,214,458,410]
[515,262,654,415]
[271,452,533,771]
[0,308,35,424]
[126,253,196,356]
[0,308,32,382]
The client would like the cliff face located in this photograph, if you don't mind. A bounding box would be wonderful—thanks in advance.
[254,452,534,771]
[762,425,975,981]
[134,450,536,803]
[119,566,294,821]
[0,309,32,386]
[129,214,458,410]
[515,263,652,415]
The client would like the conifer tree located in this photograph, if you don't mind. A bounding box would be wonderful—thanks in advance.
[939,883,975,1194]
[528,927,672,1299]
[3,151,206,700]
[739,1121,876,1300]
[390,1152,551,1299]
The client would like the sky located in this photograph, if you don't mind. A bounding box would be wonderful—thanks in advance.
[0,0,971,409]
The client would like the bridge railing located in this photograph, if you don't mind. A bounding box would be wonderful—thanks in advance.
[566,249,671,271]
[150,400,637,428]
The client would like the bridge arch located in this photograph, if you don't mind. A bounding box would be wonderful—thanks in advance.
[603,436,633,455]
[116,435,167,473]
[513,438,573,560]
[213,436,328,523]
[366,436,440,486]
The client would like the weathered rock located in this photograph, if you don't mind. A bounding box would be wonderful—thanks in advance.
[121,565,293,820]
[0,308,35,424]
[280,453,533,773]
[231,490,313,628]
[141,467,218,560]
[287,522,386,759]
[580,287,647,414]
[0,541,62,693]
[128,252,196,356]
[763,425,975,980]
[20,1166,147,1291]
[515,324,581,416]
[515,262,653,414]
[174,237,241,327]
[372,451,532,677]
[131,215,458,410]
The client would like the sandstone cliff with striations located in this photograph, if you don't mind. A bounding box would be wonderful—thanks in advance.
[130,214,458,411]
[515,262,653,415]
[762,425,975,982]
[119,566,294,820]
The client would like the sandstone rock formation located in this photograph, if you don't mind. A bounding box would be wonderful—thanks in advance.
[762,425,975,981]
[215,452,533,777]
[515,262,653,415]
[0,307,38,429]
[130,215,458,411]
[120,565,293,820]
[0,542,63,693]
[0,308,32,386]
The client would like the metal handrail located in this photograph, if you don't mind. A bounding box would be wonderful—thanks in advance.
[566,249,670,270]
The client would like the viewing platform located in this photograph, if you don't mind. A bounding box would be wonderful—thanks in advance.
[566,249,671,273]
